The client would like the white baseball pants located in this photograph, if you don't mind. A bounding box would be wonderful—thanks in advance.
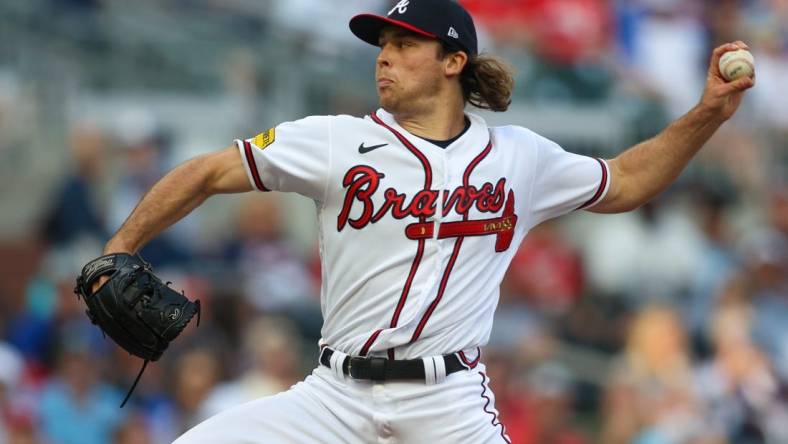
[173,362,511,443]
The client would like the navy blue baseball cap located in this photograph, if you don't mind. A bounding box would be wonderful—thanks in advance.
[350,0,478,56]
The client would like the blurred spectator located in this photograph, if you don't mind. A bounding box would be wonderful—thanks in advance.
[113,412,153,444]
[222,48,265,138]
[695,124,765,199]
[0,73,15,152]
[520,362,589,444]
[108,109,195,269]
[464,0,615,102]
[601,306,707,444]
[489,297,551,354]
[38,329,124,444]
[463,0,612,62]
[686,186,740,342]
[460,0,529,43]
[223,194,318,318]
[168,348,221,435]
[502,220,585,316]
[581,197,704,304]
[541,3,614,102]
[4,279,57,369]
[198,316,303,419]
[482,348,528,442]
[621,0,707,118]
[495,221,585,355]
[519,0,614,66]
[0,72,34,238]
[696,297,788,443]
[0,342,24,443]
[5,247,105,370]
[0,73,20,155]
[746,184,788,380]
[270,0,386,56]
[40,121,108,248]
[559,292,631,353]
[747,10,788,132]
[45,0,109,65]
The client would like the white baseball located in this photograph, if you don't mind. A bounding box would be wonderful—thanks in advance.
[718,48,754,81]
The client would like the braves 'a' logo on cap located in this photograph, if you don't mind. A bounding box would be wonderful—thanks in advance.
[388,0,409,16]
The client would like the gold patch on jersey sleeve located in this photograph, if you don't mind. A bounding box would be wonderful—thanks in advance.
[252,128,276,150]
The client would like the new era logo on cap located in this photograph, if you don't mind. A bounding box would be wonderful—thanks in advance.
[448,27,459,39]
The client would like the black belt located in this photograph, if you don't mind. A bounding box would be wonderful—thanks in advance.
[320,348,467,382]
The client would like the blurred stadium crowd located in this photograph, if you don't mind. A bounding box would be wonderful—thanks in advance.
[0,0,787,443]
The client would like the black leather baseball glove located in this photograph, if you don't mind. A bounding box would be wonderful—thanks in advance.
[74,253,200,406]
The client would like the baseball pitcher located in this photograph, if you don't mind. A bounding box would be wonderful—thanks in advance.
[78,0,754,442]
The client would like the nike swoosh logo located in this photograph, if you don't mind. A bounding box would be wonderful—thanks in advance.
[358,143,388,154]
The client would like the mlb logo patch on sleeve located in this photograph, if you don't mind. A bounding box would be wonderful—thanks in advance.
[252,128,276,150]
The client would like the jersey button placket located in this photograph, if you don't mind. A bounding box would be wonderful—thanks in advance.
[431,151,446,228]
[372,383,395,443]
[436,151,452,244]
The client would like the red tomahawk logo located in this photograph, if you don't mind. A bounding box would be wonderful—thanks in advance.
[405,190,518,252]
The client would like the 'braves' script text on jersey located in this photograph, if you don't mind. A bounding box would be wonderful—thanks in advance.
[235,109,610,362]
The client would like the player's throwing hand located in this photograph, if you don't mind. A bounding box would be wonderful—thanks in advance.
[700,41,755,121]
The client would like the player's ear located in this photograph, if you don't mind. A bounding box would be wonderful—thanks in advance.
[443,50,468,77]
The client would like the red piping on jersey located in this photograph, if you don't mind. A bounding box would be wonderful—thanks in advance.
[369,112,433,189]
[389,240,425,328]
[243,140,270,192]
[459,348,481,369]
[410,141,493,343]
[410,236,464,343]
[578,157,607,210]
[384,242,425,360]
[359,329,383,357]
[361,112,434,358]
[479,372,512,444]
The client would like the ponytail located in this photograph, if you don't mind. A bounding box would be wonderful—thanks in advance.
[439,44,515,112]
[460,54,515,112]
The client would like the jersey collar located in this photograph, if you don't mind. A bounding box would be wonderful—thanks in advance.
[371,108,490,153]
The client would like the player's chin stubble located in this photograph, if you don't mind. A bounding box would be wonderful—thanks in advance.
[378,86,414,116]
[378,77,441,116]
[378,89,401,115]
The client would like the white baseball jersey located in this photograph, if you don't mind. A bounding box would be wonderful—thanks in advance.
[235,108,609,362]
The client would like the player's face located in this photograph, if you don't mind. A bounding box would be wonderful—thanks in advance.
[376,27,447,115]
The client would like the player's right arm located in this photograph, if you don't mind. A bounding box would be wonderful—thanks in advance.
[103,145,251,255]
[99,114,331,290]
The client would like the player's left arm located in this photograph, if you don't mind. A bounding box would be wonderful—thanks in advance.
[588,41,754,214]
